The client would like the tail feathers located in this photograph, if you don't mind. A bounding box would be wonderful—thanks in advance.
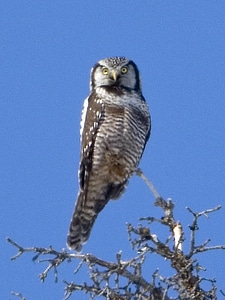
[67,181,127,251]
[67,191,107,252]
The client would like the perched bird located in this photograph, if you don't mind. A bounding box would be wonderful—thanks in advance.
[67,57,151,251]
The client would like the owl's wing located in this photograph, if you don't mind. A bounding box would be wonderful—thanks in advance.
[67,92,105,251]
[79,93,104,191]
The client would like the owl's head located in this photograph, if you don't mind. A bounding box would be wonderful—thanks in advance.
[90,57,141,92]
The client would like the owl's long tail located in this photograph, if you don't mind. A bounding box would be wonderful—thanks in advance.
[67,181,127,252]
[67,190,107,252]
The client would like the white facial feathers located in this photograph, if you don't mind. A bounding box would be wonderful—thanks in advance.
[90,57,141,91]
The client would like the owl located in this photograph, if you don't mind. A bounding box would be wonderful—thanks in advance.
[67,57,151,251]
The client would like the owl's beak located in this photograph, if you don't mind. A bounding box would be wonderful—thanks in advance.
[110,70,118,81]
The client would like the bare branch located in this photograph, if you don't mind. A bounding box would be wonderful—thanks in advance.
[11,292,26,300]
[186,205,222,257]
[136,168,161,200]
[6,171,225,299]
[173,222,183,251]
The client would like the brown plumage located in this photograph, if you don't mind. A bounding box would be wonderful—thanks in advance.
[67,57,151,251]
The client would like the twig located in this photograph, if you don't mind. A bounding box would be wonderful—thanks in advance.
[11,292,26,300]
[136,168,161,200]
[186,205,222,257]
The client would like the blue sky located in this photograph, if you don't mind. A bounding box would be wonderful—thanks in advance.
[1,1,225,299]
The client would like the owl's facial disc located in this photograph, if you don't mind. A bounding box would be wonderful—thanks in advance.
[90,57,141,91]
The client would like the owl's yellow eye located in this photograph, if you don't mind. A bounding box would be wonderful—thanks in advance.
[102,68,108,75]
[121,67,128,74]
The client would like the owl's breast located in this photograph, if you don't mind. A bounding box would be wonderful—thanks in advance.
[91,92,149,182]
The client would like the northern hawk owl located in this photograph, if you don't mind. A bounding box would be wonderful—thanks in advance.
[67,57,151,251]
